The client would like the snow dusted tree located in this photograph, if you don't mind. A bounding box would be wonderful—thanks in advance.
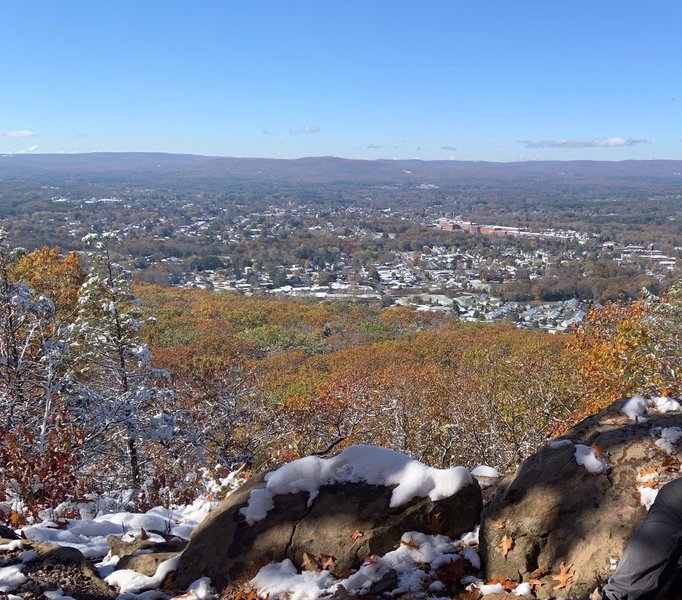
[73,233,175,497]
[0,232,83,516]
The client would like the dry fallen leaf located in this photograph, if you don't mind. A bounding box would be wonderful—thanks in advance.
[591,443,605,459]
[491,517,507,529]
[499,534,514,559]
[400,537,421,549]
[302,551,321,572]
[457,587,482,600]
[424,512,444,535]
[321,555,337,570]
[140,527,149,540]
[645,479,658,488]
[487,576,518,591]
[662,456,681,471]
[640,466,657,477]
[552,561,575,590]
[436,556,466,586]
[351,529,364,541]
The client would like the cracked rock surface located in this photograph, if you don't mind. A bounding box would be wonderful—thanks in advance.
[480,398,682,599]
[176,472,482,589]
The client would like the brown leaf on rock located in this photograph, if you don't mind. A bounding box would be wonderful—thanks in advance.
[662,456,681,471]
[645,479,658,488]
[530,565,551,578]
[363,555,379,566]
[499,534,514,558]
[457,588,482,600]
[321,555,337,570]
[425,512,444,535]
[491,517,507,529]
[140,527,149,540]
[487,576,518,591]
[552,561,575,590]
[302,551,321,572]
[351,529,364,541]
[591,443,605,459]
[639,466,657,478]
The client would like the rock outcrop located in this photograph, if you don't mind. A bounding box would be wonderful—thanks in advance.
[481,397,682,599]
[176,448,482,589]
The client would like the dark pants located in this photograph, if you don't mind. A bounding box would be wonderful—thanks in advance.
[603,478,682,600]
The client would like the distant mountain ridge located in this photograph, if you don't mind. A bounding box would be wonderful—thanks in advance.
[2,152,682,186]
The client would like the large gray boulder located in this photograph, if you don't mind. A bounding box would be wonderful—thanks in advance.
[481,397,682,599]
[176,447,482,589]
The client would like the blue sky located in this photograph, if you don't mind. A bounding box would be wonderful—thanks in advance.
[1,1,681,161]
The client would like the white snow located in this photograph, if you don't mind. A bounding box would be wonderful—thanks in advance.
[185,577,215,600]
[639,486,659,510]
[574,444,607,474]
[548,439,573,449]
[655,427,682,454]
[250,530,478,599]
[0,540,23,552]
[43,587,76,600]
[0,565,27,593]
[651,397,682,413]
[104,554,181,594]
[622,395,649,421]
[470,465,500,478]
[241,445,472,525]
[513,582,532,595]
[22,503,213,558]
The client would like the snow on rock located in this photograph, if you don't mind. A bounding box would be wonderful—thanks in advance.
[23,502,213,559]
[185,577,215,600]
[547,439,573,449]
[43,587,76,600]
[104,554,181,594]
[0,565,27,593]
[513,582,532,596]
[240,445,472,525]
[470,465,500,478]
[251,560,334,600]
[250,530,478,600]
[622,395,650,421]
[0,540,23,552]
[574,444,608,474]
[639,486,658,511]
[651,396,682,413]
[654,426,682,455]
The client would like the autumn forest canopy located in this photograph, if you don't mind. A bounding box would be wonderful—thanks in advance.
[1,234,680,525]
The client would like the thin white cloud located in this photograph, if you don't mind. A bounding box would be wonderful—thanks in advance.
[1,129,34,138]
[441,145,457,151]
[4,144,40,155]
[289,125,320,135]
[518,137,648,149]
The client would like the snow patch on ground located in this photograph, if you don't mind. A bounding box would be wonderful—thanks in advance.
[241,445,472,525]
[105,554,181,594]
[250,530,479,600]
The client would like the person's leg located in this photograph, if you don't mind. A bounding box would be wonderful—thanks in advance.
[603,478,682,600]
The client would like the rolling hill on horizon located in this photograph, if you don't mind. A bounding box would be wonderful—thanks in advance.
[2,152,682,188]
